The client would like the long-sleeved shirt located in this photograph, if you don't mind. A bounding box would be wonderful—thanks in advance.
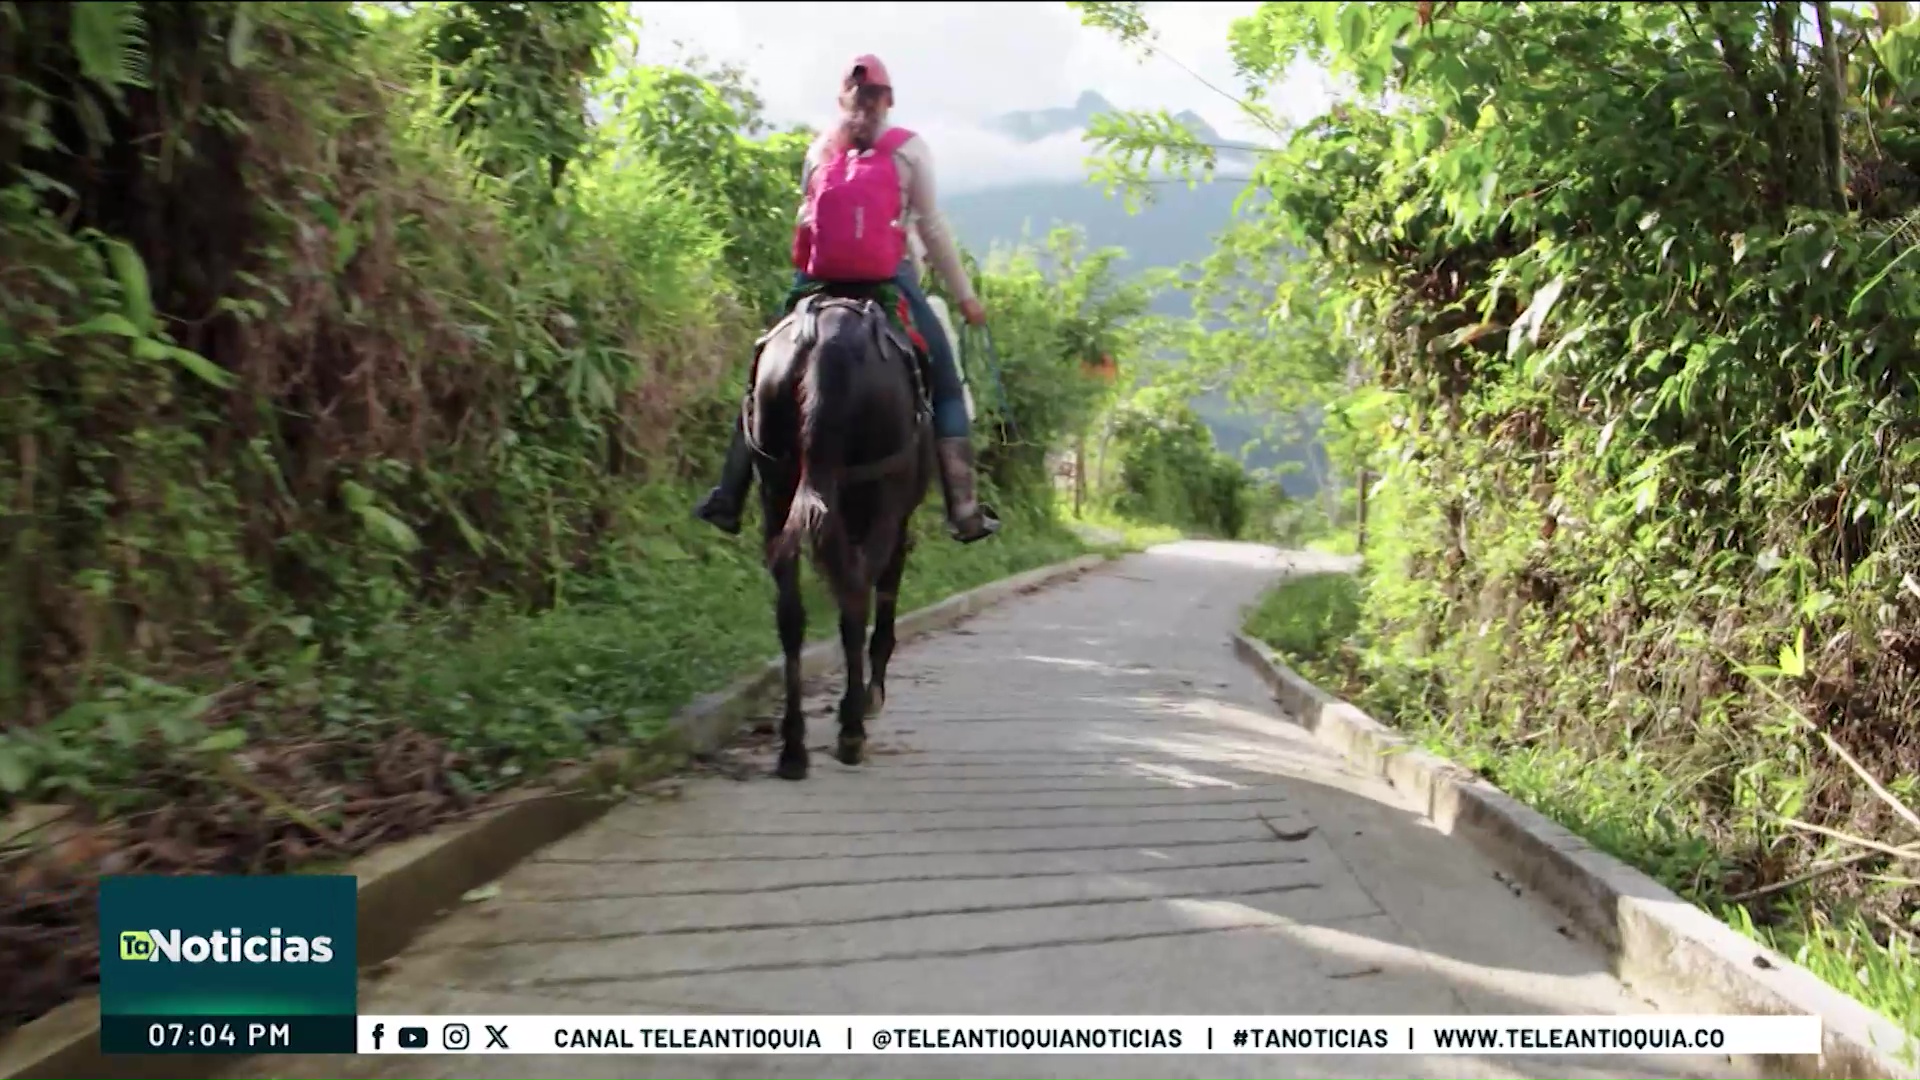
[799,122,978,307]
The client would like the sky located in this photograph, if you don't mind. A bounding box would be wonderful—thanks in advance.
[624,1,1337,194]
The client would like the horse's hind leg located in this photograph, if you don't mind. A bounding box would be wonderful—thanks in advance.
[866,526,910,720]
[835,588,872,767]
[771,554,809,780]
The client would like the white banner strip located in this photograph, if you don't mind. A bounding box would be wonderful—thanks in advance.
[356,1014,1821,1056]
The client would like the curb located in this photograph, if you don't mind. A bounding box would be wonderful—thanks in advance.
[1232,630,1918,1080]
[0,552,1112,1080]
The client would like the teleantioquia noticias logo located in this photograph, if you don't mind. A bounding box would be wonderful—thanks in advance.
[116,926,336,964]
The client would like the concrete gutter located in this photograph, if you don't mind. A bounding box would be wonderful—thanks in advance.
[0,552,1112,1080]
[1232,629,1918,1080]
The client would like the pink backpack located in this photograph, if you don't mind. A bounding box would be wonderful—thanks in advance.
[792,127,915,283]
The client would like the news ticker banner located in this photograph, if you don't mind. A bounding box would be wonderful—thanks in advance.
[350,1015,1824,1056]
[89,875,1824,1061]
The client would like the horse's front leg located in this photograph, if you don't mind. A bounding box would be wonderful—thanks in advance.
[835,590,872,767]
[771,553,809,780]
[866,525,910,719]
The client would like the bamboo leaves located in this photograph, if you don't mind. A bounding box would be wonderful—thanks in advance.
[67,1,150,100]
[340,480,421,554]
[58,235,237,390]
[1508,275,1566,359]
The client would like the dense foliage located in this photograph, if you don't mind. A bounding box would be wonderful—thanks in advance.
[1080,0,1920,1039]
[1106,386,1256,538]
[0,0,1154,1031]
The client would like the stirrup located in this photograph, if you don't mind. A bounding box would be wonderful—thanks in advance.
[949,506,1001,544]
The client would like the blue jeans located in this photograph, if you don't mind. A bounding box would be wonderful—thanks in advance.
[792,267,971,440]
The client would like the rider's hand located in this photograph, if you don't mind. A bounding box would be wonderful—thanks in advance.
[960,297,987,326]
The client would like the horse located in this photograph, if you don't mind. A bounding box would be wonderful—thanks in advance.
[750,289,935,781]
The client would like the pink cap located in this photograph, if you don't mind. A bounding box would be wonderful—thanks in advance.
[844,54,891,91]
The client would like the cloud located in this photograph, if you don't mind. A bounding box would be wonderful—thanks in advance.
[908,122,1267,197]
[621,1,1335,194]
[909,122,1103,196]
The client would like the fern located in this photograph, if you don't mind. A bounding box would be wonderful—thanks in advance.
[68,0,150,100]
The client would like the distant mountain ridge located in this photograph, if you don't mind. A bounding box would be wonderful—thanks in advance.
[982,90,1258,171]
[947,91,1257,310]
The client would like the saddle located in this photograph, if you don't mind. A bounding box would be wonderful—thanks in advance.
[743,291,933,432]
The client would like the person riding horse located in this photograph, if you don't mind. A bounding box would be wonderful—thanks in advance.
[693,54,1001,545]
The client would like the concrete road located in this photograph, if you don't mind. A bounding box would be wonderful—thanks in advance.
[230,542,1735,1079]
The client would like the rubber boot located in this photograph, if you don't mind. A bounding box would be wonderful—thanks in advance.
[934,437,1001,544]
[693,421,754,535]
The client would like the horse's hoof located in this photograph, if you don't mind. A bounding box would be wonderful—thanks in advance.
[834,736,865,767]
[865,685,886,718]
[775,753,809,780]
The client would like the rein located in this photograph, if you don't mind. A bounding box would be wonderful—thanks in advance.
[961,322,1015,441]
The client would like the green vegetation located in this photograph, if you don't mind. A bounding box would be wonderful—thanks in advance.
[1242,572,1362,664]
[946,225,1307,544]
[1305,529,1359,558]
[1078,0,1920,1045]
[1249,570,1920,1043]
[1067,508,1186,554]
[0,1,1158,1031]
[1106,386,1259,539]
[1064,385,1303,543]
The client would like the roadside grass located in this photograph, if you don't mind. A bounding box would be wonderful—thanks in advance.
[0,484,1097,1035]
[1242,571,1363,662]
[0,485,1090,816]
[1242,572,1920,1048]
[386,487,1185,795]
[1305,528,1360,557]
[1065,502,1186,554]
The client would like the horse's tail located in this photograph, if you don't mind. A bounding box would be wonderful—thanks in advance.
[773,318,858,568]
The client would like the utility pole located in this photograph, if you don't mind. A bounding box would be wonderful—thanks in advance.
[1343,353,1372,556]
[1356,467,1370,554]
[1074,433,1087,518]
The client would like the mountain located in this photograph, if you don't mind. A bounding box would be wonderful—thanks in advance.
[947,93,1326,497]
[984,89,1111,144]
[954,90,1253,291]
[947,180,1243,311]
[981,90,1257,171]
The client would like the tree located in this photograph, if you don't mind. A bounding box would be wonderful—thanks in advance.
[1072,0,1920,1016]
[417,1,617,193]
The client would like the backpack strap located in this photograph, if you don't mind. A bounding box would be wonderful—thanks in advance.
[874,127,915,156]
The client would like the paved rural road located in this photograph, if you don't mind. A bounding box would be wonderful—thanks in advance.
[232,542,1735,1080]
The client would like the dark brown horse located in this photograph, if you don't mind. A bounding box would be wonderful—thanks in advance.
[750,291,933,780]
